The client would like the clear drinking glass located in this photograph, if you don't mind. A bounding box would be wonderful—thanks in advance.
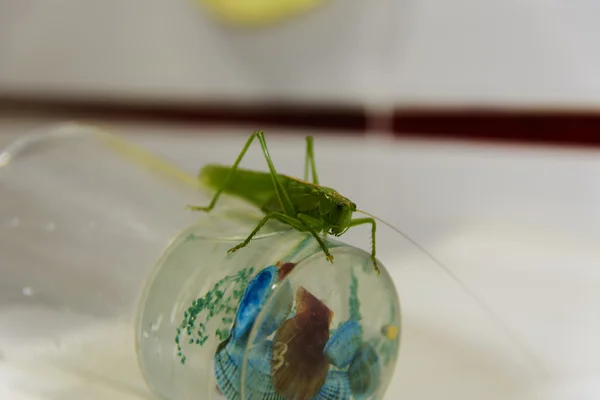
[0,123,401,400]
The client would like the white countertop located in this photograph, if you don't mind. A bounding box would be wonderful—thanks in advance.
[1,117,599,399]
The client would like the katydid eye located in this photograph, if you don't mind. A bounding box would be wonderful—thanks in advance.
[336,204,343,210]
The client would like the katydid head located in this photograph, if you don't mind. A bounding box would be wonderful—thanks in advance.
[318,188,357,236]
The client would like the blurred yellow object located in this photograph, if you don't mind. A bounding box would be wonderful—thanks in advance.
[197,0,326,26]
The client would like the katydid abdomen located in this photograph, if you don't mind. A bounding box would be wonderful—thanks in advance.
[200,164,283,209]
[199,164,319,215]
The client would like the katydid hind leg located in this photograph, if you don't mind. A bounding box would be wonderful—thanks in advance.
[348,217,380,275]
[304,136,320,185]
[255,132,296,216]
[304,137,309,182]
[188,130,296,217]
[188,131,262,213]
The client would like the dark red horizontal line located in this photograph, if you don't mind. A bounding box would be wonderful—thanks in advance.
[2,95,600,147]
[0,96,367,132]
[392,110,600,147]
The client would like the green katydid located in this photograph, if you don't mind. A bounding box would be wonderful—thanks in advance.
[188,130,384,273]
[188,130,547,374]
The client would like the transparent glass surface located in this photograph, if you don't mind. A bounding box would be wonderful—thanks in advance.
[0,124,401,400]
[137,225,399,400]
[0,124,214,400]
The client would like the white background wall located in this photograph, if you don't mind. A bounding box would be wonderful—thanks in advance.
[0,0,599,109]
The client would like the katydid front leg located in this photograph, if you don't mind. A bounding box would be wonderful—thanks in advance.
[188,130,296,216]
[226,211,285,255]
[348,217,380,275]
[297,213,333,263]
[272,212,333,263]
[227,211,334,263]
